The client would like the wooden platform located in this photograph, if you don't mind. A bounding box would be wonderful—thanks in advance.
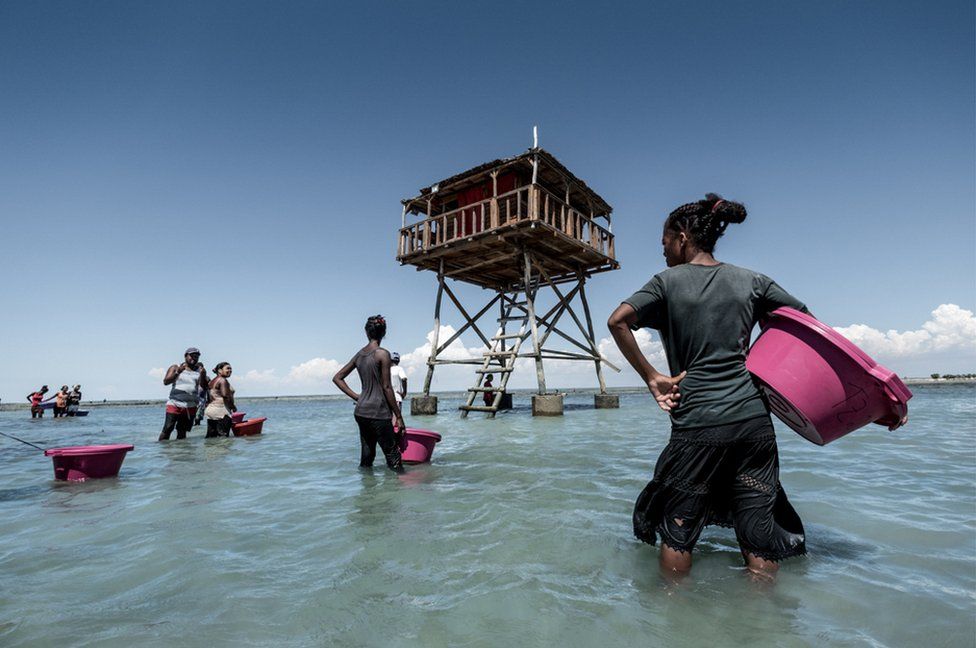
[398,183,618,290]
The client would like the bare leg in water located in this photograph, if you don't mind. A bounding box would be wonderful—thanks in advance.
[742,549,779,579]
[660,544,778,580]
[660,544,692,575]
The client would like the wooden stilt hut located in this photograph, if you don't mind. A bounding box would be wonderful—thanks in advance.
[397,145,621,417]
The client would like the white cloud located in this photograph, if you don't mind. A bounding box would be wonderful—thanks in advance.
[232,358,346,394]
[834,303,976,358]
[398,325,485,383]
[150,303,974,396]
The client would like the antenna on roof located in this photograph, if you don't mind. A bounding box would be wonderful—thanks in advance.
[533,125,538,149]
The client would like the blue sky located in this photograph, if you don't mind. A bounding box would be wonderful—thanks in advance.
[1,1,973,401]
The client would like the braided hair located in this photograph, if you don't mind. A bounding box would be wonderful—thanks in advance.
[365,314,387,341]
[664,193,747,253]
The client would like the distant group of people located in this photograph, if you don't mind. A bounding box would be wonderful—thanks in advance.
[157,345,409,444]
[157,347,239,440]
[26,385,82,418]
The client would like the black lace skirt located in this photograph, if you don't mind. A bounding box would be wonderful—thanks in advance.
[633,415,806,561]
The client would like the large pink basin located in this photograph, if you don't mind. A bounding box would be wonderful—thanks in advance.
[44,444,134,481]
[399,428,442,464]
[746,308,912,445]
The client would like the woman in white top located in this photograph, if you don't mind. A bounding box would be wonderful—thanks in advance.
[204,362,237,438]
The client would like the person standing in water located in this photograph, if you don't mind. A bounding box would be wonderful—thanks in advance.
[389,352,408,420]
[26,386,50,419]
[53,386,70,418]
[204,362,236,438]
[67,385,82,416]
[607,194,810,578]
[333,315,406,473]
[158,347,209,441]
[482,374,494,407]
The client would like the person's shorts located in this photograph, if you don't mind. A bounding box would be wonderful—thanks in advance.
[633,415,806,561]
[165,404,197,417]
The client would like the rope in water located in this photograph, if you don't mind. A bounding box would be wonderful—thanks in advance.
[0,430,46,451]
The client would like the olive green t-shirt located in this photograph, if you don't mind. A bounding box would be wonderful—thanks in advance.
[624,263,808,429]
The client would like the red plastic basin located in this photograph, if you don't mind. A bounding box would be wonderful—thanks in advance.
[398,428,442,464]
[231,412,246,424]
[43,444,134,481]
[232,417,266,436]
[746,307,912,445]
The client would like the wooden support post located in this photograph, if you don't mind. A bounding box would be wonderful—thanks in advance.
[578,276,608,394]
[490,171,499,229]
[442,282,495,350]
[434,292,502,354]
[523,250,546,394]
[423,261,445,395]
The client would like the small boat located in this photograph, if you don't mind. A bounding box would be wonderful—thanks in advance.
[44,444,134,481]
[232,417,266,436]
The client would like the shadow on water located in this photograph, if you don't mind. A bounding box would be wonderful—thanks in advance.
[396,463,438,487]
[0,483,48,502]
[804,523,878,562]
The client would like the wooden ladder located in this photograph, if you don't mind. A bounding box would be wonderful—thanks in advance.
[459,298,529,418]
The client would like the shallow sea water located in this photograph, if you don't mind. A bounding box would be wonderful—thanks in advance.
[0,385,973,647]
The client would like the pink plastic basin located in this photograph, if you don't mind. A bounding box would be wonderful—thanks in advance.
[746,307,912,445]
[232,417,265,436]
[43,444,134,481]
[398,428,442,464]
[231,411,246,424]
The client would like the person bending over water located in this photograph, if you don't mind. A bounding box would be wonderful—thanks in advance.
[159,347,209,441]
[204,362,237,438]
[333,315,406,473]
[608,194,807,578]
[26,386,50,419]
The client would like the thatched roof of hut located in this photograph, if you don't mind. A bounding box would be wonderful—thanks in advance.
[401,148,613,219]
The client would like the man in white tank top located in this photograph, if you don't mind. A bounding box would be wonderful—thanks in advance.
[158,347,209,441]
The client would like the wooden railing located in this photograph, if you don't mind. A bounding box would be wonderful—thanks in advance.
[398,185,614,260]
[534,185,615,259]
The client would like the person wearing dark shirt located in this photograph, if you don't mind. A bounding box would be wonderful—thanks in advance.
[608,193,807,578]
[332,315,406,473]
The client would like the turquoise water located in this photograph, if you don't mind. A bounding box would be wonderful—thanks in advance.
[0,385,973,647]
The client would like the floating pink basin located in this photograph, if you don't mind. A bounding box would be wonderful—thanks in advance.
[231,412,246,424]
[232,417,265,436]
[399,428,442,464]
[746,307,912,445]
[43,444,134,481]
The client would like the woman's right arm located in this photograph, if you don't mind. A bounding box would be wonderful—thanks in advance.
[608,303,685,413]
[332,356,360,402]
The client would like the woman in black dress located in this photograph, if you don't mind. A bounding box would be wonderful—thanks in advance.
[608,193,808,577]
